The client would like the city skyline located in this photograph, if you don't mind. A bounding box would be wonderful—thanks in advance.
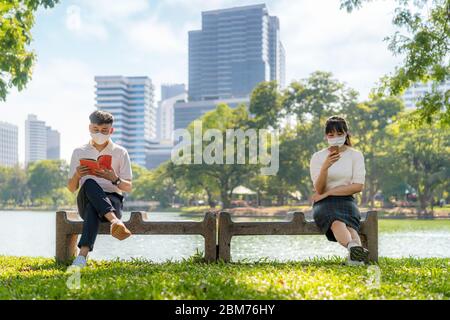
[95,76,156,167]
[0,0,402,164]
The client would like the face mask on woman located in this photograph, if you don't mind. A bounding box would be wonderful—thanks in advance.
[327,134,347,147]
[90,132,111,145]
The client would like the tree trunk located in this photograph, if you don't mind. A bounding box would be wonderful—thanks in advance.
[205,188,215,208]
[277,193,284,206]
[220,189,231,209]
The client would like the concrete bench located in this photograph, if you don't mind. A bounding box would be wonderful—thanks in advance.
[218,210,378,263]
[55,211,217,263]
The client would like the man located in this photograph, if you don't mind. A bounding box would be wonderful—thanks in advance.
[67,110,133,268]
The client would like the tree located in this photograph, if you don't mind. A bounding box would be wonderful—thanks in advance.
[283,71,359,123]
[0,0,59,100]
[385,117,450,215]
[249,80,284,129]
[131,162,177,208]
[173,103,261,209]
[0,165,29,205]
[343,97,405,207]
[166,161,220,208]
[27,159,68,204]
[341,0,450,126]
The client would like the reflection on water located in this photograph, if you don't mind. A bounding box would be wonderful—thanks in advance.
[0,211,449,262]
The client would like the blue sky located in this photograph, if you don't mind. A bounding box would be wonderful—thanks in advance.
[1,0,401,164]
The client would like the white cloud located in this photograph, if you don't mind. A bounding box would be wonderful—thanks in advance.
[271,0,402,98]
[126,17,186,55]
[1,59,95,164]
[80,0,151,21]
[65,5,108,41]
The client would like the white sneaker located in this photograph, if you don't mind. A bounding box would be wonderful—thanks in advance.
[70,255,87,269]
[346,255,365,266]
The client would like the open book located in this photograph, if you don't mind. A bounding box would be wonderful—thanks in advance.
[79,155,112,175]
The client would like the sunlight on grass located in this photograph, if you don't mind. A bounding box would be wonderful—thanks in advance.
[0,255,448,300]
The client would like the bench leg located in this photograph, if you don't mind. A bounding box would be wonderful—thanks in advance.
[362,211,379,263]
[55,233,78,263]
[203,212,217,263]
[218,212,232,262]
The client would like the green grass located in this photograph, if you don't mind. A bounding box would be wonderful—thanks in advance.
[379,219,450,233]
[0,255,448,300]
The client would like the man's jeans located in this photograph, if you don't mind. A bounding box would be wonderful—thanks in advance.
[77,178,124,251]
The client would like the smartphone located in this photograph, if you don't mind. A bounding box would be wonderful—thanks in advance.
[328,145,339,154]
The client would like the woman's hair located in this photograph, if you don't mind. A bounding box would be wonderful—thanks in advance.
[325,116,352,146]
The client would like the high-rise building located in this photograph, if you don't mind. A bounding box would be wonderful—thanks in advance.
[25,114,47,165]
[25,115,61,165]
[95,76,157,167]
[46,126,60,160]
[174,97,249,132]
[161,84,186,100]
[402,79,450,109]
[0,121,18,167]
[145,144,174,169]
[188,4,285,101]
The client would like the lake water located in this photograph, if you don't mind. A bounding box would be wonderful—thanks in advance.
[0,211,449,262]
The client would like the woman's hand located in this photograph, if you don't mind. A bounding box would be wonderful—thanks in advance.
[311,192,329,204]
[321,150,340,170]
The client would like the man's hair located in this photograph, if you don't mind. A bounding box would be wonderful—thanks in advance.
[89,110,114,125]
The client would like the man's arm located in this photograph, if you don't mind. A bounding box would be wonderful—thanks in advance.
[67,165,91,193]
[67,172,80,193]
[118,179,132,193]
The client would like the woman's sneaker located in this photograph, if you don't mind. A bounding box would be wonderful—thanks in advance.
[349,246,369,264]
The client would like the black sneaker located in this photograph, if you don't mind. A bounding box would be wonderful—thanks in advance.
[349,246,369,264]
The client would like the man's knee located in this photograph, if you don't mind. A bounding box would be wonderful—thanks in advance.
[84,178,100,190]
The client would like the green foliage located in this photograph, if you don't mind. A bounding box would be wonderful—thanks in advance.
[383,117,450,214]
[0,165,29,205]
[0,0,59,100]
[129,162,179,208]
[170,103,261,208]
[0,159,73,207]
[340,0,450,126]
[0,256,448,299]
[27,159,68,201]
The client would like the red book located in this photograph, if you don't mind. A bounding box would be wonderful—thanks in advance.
[79,155,112,175]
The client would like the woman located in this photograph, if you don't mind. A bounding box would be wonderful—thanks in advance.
[310,116,369,265]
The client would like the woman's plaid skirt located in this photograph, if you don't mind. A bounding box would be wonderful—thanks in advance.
[312,195,361,242]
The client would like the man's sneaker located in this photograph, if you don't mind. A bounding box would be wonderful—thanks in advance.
[111,220,132,240]
[349,245,369,264]
[70,255,87,269]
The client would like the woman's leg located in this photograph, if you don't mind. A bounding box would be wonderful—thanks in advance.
[347,227,362,246]
[330,220,352,248]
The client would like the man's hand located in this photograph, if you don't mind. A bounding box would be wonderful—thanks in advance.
[75,165,91,179]
[311,192,329,204]
[94,167,118,182]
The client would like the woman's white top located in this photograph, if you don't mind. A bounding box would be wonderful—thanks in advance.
[310,146,366,192]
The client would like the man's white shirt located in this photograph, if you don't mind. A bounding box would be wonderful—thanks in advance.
[68,139,132,195]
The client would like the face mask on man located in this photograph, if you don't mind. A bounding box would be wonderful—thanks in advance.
[327,134,347,147]
[90,132,111,145]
